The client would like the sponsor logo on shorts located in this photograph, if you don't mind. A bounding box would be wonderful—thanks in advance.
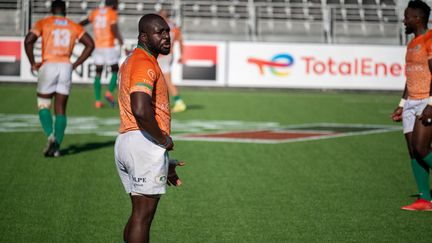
[132,176,147,183]
[155,175,167,184]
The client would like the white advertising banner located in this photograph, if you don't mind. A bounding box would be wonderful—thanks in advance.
[227,42,406,90]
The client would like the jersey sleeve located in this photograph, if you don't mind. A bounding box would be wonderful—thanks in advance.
[30,19,44,37]
[427,38,432,60]
[72,21,85,40]
[130,60,159,96]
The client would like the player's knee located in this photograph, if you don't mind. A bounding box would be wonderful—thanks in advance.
[110,64,119,72]
[95,65,103,74]
[37,97,51,110]
[413,145,430,159]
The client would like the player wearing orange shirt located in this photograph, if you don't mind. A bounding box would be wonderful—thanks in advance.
[114,14,184,243]
[157,8,187,113]
[391,0,432,211]
[80,0,124,108]
[24,0,94,157]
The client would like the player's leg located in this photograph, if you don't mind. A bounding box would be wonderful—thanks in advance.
[164,72,186,113]
[125,194,160,243]
[37,63,58,156]
[37,93,54,138]
[412,119,432,169]
[104,63,119,107]
[402,100,432,210]
[49,63,72,157]
[94,65,104,108]
[52,93,68,157]
[159,54,186,113]
[400,100,432,210]
[404,132,431,201]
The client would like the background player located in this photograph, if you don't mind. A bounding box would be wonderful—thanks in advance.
[24,0,94,157]
[80,0,124,108]
[114,14,184,243]
[158,8,187,113]
[391,0,432,211]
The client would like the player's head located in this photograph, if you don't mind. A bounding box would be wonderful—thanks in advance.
[404,0,430,33]
[105,0,118,9]
[51,0,66,16]
[138,14,171,56]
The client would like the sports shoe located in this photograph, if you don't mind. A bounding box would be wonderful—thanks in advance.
[104,91,116,107]
[95,101,104,109]
[172,99,186,113]
[53,143,61,157]
[43,134,56,157]
[401,199,432,211]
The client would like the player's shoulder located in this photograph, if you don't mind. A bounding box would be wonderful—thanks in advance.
[131,50,157,67]
[425,29,432,40]
[36,15,54,25]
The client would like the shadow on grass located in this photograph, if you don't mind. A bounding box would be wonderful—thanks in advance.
[60,140,115,156]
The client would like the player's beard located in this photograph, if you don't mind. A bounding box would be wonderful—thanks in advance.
[405,26,414,35]
[159,41,171,55]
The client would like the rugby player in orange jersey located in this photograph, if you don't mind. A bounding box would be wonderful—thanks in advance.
[391,0,432,211]
[157,8,187,113]
[114,14,184,243]
[80,0,125,108]
[24,0,94,157]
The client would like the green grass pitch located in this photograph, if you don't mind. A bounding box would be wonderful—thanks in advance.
[1,83,432,242]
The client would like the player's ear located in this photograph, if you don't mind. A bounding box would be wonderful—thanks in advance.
[138,32,147,43]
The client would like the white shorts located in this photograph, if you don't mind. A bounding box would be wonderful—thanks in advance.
[158,53,173,73]
[114,130,169,195]
[402,98,428,134]
[92,47,119,66]
[37,62,72,95]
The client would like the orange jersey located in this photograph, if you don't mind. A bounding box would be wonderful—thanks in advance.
[89,7,118,48]
[31,16,84,63]
[405,30,432,99]
[118,47,171,135]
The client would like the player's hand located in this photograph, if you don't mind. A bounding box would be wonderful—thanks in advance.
[163,135,174,151]
[72,62,79,70]
[418,105,432,126]
[167,159,185,187]
[31,62,42,72]
[391,106,403,122]
[124,48,132,56]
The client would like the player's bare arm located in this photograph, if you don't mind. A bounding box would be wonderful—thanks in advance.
[131,92,173,150]
[392,84,407,122]
[24,32,41,71]
[111,23,124,46]
[72,33,94,70]
[79,18,90,26]
[178,30,184,63]
[418,58,432,125]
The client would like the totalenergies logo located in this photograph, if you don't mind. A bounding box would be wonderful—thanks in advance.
[247,54,294,76]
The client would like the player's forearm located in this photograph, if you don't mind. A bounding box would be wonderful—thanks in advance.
[131,92,169,145]
[74,33,94,68]
[24,34,36,65]
[135,115,168,145]
[111,24,124,46]
[79,18,89,26]
[402,84,408,99]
